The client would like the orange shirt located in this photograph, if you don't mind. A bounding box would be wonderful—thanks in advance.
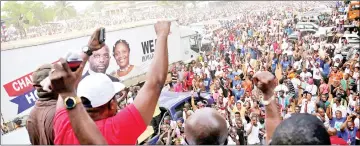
[243,80,253,93]
[329,71,343,85]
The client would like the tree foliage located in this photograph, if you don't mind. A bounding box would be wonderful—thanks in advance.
[1,1,75,27]
[53,1,77,21]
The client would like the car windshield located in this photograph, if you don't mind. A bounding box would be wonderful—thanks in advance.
[351,4,360,11]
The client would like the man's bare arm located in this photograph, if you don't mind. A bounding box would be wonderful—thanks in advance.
[253,71,282,144]
[51,58,107,145]
[264,94,282,143]
[134,21,170,125]
[51,28,106,144]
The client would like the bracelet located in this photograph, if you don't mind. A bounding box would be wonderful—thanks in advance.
[262,95,276,106]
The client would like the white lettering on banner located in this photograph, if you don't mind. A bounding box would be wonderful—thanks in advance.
[25,76,32,87]
[11,76,33,91]
[25,90,39,104]
[12,82,20,91]
[18,78,27,89]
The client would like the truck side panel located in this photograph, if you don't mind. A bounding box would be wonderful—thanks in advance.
[1,21,181,122]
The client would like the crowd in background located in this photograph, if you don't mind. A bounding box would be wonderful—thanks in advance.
[2,1,360,145]
[134,1,360,145]
[1,1,318,43]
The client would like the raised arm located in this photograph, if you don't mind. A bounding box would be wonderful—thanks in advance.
[51,28,107,144]
[50,59,107,145]
[253,71,281,144]
[134,21,171,125]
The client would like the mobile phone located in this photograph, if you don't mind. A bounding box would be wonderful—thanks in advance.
[98,27,105,44]
[67,53,83,72]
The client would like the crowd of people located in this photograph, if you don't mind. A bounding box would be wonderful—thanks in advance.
[153,1,360,145]
[2,1,360,145]
[1,1,322,43]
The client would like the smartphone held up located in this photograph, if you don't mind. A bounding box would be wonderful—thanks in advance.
[66,51,83,72]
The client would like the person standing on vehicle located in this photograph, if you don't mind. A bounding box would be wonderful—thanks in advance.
[26,63,58,145]
[52,21,172,144]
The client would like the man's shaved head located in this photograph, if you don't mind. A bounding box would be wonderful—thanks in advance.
[327,127,337,136]
[184,108,228,145]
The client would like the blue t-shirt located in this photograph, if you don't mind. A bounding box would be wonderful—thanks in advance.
[250,48,257,59]
[281,61,290,70]
[232,80,242,88]
[248,29,253,37]
[323,63,330,76]
[272,58,278,69]
[330,117,346,131]
[286,28,293,36]
[241,47,246,55]
[232,88,245,100]
[203,78,211,92]
[339,127,358,145]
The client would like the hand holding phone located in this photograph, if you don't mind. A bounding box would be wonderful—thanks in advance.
[66,52,83,72]
[88,27,106,51]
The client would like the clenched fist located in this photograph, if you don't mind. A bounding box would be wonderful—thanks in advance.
[154,21,171,37]
[252,71,277,100]
[88,27,106,51]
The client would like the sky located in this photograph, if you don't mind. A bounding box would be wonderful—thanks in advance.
[1,1,95,12]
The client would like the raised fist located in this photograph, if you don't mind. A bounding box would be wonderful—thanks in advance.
[154,21,171,37]
[252,71,277,99]
[88,27,106,51]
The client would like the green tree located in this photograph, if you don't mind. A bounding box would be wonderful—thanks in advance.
[1,1,56,27]
[53,1,77,20]
[91,1,105,12]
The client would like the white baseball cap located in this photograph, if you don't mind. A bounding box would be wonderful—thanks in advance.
[77,73,125,108]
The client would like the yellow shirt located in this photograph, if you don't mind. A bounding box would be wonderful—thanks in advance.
[153,104,161,117]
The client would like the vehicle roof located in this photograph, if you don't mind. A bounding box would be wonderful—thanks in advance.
[299,29,317,32]
[344,34,360,37]
[158,91,210,110]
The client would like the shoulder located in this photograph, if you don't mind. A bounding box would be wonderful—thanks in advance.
[81,71,90,80]
[107,74,120,82]
[111,104,147,133]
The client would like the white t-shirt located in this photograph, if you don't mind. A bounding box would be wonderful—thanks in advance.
[228,135,239,145]
[300,99,316,114]
[293,60,302,70]
[274,84,289,93]
[246,123,261,144]
[312,67,323,80]
[209,60,219,71]
[355,118,359,129]
[281,42,289,50]
[300,72,312,81]
[331,104,347,118]
[195,67,203,76]
[305,84,318,95]
[291,78,301,93]
[215,70,224,77]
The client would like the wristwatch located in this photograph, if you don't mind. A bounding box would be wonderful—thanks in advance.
[261,95,276,106]
[64,96,82,109]
[82,46,93,56]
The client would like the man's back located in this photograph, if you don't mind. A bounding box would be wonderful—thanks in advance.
[26,99,57,145]
[53,104,146,144]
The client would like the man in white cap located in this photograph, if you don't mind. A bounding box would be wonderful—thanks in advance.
[50,21,172,145]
